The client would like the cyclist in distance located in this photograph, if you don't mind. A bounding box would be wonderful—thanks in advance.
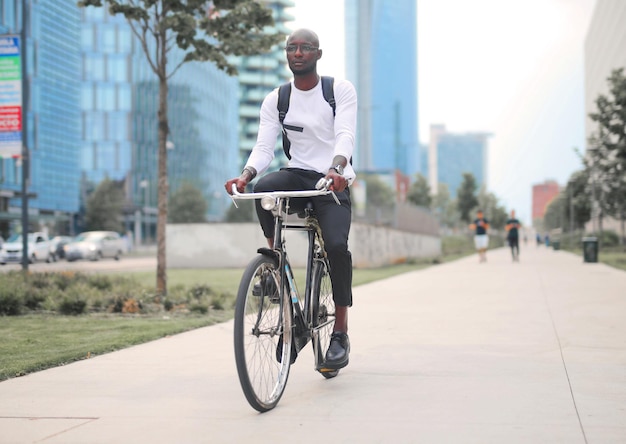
[225,29,358,370]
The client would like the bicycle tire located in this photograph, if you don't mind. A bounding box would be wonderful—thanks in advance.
[234,254,294,412]
[310,259,339,379]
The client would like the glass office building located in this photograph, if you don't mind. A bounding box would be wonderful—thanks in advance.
[81,6,132,185]
[82,5,239,231]
[345,0,419,177]
[0,0,81,237]
[132,54,239,226]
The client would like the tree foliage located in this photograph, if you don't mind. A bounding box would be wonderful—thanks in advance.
[407,173,431,208]
[586,67,626,242]
[363,174,395,208]
[543,194,564,232]
[432,183,459,229]
[168,183,207,223]
[543,170,593,233]
[456,173,479,223]
[77,0,284,294]
[565,169,592,230]
[78,0,284,79]
[85,178,125,232]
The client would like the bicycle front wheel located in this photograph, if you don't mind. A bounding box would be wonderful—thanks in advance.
[233,254,294,412]
[311,259,338,378]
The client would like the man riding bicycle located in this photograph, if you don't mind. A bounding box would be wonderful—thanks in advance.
[225,28,357,370]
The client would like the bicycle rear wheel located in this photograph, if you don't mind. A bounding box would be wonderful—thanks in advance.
[311,259,338,379]
[234,254,294,412]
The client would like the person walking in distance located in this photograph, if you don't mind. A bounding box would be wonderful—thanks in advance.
[469,209,490,263]
[225,29,357,370]
[505,209,521,261]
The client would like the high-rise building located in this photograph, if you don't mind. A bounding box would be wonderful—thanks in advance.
[235,0,294,172]
[532,180,560,223]
[344,0,419,177]
[81,7,133,185]
[428,125,489,197]
[584,0,626,143]
[0,0,81,238]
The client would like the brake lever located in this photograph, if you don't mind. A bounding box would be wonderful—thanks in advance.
[315,178,341,205]
[229,184,239,208]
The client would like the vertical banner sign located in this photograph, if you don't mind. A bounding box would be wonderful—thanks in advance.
[0,35,22,159]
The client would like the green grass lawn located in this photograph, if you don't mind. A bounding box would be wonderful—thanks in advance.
[0,261,438,381]
[559,245,626,272]
[601,250,626,271]
[0,314,227,381]
[126,262,435,296]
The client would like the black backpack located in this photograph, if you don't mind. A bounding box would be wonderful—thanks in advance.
[277,76,335,160]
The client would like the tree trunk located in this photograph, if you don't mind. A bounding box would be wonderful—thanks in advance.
[156,39,168,295]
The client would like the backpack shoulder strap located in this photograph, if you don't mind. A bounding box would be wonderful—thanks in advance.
[321,76,336,116]
[277,82,291,124]
[277,82,292,159]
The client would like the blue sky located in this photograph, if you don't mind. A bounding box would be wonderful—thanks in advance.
[288,0,598,224]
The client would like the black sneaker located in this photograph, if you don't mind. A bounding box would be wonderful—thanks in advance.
[324,332,350,370]
[252,274,279,302]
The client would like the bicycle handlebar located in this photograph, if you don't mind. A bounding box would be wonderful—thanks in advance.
[229,178,340,206]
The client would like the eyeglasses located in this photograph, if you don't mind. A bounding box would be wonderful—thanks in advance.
[284,44,319,54]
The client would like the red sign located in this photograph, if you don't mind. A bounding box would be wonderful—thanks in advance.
[0,106,22,132]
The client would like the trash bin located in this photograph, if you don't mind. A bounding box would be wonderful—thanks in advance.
[582,237,598,263]
[552,240,560,251]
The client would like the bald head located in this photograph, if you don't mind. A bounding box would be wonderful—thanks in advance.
[287,28,320,47]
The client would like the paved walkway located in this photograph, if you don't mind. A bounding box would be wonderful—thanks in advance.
[0,245,625,443]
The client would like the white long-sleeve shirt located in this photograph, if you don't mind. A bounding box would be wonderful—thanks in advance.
[245,77,358,183]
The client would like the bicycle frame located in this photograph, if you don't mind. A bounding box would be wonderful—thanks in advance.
[230,184,338,353]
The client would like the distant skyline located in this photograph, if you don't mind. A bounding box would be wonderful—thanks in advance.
[289,0,598,224]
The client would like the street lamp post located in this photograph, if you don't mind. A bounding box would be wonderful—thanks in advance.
[20,0,30,272]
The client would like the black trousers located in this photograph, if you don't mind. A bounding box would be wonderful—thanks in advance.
[508,236,519,257]
[254,168,353,307]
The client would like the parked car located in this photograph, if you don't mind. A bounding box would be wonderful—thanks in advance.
[48,235,74,261]
[0,232,52,265]
[64,231,125,261]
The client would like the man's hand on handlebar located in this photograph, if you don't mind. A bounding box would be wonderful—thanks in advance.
[225,177,248,195]
[325,170,347,193]
[225,166,256,195]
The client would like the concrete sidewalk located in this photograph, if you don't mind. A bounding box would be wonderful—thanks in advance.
[1,245,625,443]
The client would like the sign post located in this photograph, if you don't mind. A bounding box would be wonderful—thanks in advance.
[1,29,29,271]
[0,36,23,159]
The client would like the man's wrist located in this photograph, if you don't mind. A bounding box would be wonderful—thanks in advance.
[330,164,344,175]
[241,166,257,181]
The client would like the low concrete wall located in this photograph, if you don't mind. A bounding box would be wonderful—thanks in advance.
[167,223,441,269]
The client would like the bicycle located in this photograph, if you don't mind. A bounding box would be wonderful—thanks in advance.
[229,179,341,412]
